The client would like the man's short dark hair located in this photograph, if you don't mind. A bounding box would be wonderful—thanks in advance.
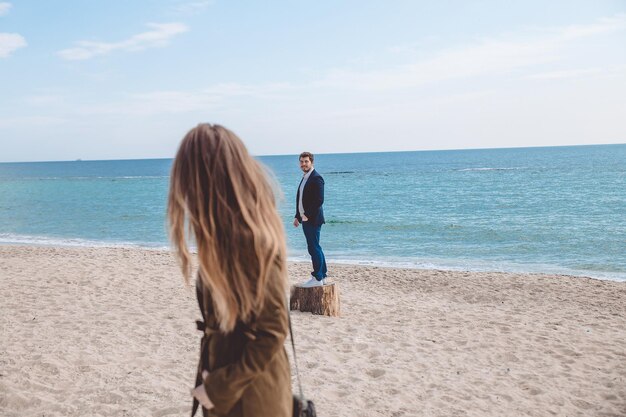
[299,152,314,162]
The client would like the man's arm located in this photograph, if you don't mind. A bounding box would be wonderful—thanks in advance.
[294,197,300,227]
[310,175,324,212]
[294,188,300,226]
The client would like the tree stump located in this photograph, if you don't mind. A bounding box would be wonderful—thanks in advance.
[290,283,340,316]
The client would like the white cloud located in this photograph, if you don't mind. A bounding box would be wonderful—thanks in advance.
[126,90,221,114]
[174,1,214,14]
[23,95,65,106]
[0,2,11,16]
[317,14,626,92]
[555,14,626,40]
[57,14,626,118]
[58,22,189,61]
[0,32,26,58]
[203,82,294,99]
[75,82,294,116]
[3,11,625,161]
[524,68,604,80]
[0,116,67,128]
[71,90,220,116]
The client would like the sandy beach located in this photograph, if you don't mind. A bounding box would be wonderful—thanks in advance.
[0,245,624,417]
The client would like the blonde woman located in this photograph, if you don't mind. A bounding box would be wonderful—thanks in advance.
[168,124,292,417]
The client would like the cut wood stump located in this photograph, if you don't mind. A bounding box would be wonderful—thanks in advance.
[290,283,340,316]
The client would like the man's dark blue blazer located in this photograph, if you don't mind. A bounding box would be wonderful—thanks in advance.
[295,169,325,226]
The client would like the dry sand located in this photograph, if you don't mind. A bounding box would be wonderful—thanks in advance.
[1,245,625,416]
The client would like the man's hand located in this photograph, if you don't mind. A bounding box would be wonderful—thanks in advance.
[293,218,300,227]
[301,215,308,222]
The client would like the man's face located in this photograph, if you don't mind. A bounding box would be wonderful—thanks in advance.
[299,157,313,173]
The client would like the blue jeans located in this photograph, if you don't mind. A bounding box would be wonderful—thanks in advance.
[302,221,327,280]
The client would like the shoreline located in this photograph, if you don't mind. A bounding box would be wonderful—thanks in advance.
[1,245,625,416]
[0,242,624,282]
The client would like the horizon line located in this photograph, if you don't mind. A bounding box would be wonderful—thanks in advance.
[1,142,624,164]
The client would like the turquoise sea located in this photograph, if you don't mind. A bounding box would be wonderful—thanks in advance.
[1,144,625,281]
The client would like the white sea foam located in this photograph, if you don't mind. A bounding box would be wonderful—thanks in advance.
[287,254,626,282]
[0,233,169,250]
[1,235,623,281]
[456,167,527,172]
[25,175,168,180]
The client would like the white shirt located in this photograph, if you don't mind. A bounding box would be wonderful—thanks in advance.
[298,168,314,218]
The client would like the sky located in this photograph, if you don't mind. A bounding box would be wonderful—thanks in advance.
[1,1,625,162]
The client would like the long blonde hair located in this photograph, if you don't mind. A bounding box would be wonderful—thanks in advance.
[168,123,287,332]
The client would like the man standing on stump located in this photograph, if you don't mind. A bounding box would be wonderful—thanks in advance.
[294,151,328,287]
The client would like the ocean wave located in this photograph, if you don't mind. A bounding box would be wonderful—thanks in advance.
[0,233,168,250]
[287,253,626,282]
[326,219,368,225]
[456,167,527,172]
[2,234,623,281]
[109,176,168,180]
[4,175,169,181]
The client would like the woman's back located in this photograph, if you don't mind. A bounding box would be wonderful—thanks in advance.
[167,124,291,416]
[194,268,291,417]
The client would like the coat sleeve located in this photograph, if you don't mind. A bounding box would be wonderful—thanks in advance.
[295,187,300,220]
[203,284,289,415]
[307,175,324,217]
[313,176,324,209]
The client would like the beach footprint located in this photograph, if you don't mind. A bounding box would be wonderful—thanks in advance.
[366,368,386,378]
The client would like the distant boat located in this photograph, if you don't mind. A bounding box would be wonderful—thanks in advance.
[75,158,82,161]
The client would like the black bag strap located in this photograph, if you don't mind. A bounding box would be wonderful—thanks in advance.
[191,281,212,417]
[191,320,210,417]
[287,299,305,401]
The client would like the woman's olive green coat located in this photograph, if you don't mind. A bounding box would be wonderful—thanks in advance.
[194,273,292,417]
